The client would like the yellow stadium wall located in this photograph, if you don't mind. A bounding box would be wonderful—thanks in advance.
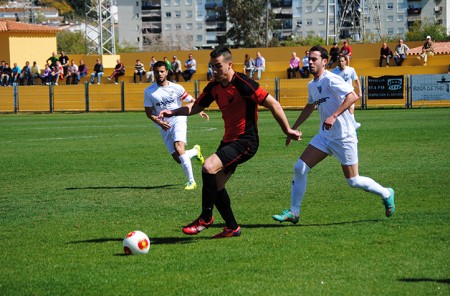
[3,33,57,67]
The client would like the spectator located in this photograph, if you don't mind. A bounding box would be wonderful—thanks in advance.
[287,52,301,79]
[90,59,104,84]
[171,55,182,82]
[163,57,173,81]
[328,42,340,68]
[253,51,265,80]
[340,39,353,66]
[20,61,32,85]
[146,56,157,83]
[1,63,12,86]
[107,59,125,84]
[379,42,393,67]
[76,60,88,84]
[0,61,5,82]
[417,36,435,66]
[66,60,78,85]
[59,51,70,77]
[207,62,214,81]
[393,39,410,66]
[133,59,146,83]
[243,53,254,77]
[50,61,64,85]
[11,62,21,85]
[181,54,197,82]
[40,63,52,85]
[47,52,58,68]
[300,50,310,78]
[30,61,40,85]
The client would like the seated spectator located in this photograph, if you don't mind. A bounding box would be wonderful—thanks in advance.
[11,62,21,85]
[379,42,393,67]
[300,50,310,78]
[171,56,182,82]
[19,61,32,85]
[76,60,87,84]
[146,56,157,83]
[206,62,214,81]
[393,39,410,67]
[0,61,5,83]
[50,61,64,85]
[66,60,78,85]
[133,59,146,83]
[90,59,104,84]
[417,36,435,66]
[243,54,254,77]
[252,51,265,80]
[40,63,52,85]
[181,54,196,82]
[340,39,352,66]
[30,61,40,85]
[328,42,340,68]
[1,62,12,86]
[107,59,125,84]
[287,51,300,79]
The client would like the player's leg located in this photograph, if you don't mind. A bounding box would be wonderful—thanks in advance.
[273,142,329,224]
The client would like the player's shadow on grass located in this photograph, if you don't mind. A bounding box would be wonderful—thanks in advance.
[65,184,177,190]
[399,278,450,285]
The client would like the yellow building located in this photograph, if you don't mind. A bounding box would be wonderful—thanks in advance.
[0,20,59,68]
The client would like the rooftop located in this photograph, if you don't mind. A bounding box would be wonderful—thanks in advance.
[0,19,59,33]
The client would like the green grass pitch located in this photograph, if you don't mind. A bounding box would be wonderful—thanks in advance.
[0,109,449,295]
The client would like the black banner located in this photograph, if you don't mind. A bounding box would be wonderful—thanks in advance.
[367,76,404,99]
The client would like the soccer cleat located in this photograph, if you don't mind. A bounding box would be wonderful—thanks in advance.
[272,209,300,224]
[107,77,111,80]
[184,181,197,190]
[212,226,241,238]
[182,216,214,235]
[193,144,205,165]
[383,188,395,217]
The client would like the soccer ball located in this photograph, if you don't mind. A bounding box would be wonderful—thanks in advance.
[123,230,150,255]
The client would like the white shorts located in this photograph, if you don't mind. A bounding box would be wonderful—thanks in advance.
[309,132,358,165]
[160,121,187,155]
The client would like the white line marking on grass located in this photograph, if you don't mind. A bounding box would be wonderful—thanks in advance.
[28,135,99,141]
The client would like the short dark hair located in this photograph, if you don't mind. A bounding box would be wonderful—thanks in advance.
[153,61,167,70]
[210,46,232,62]
[310,45,329,60]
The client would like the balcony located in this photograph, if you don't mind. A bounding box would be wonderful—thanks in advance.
[142,1,161,10]
[271,0,293,8]
[407,7,421,15]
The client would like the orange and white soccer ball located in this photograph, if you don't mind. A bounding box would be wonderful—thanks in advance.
[123,230,150,255]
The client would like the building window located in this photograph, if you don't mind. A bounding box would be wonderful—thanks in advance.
[296,7,302,17]
[174,0,180,5]
[136,13,139,19]
[318,18,325,25]
[196,35,202,41]
[165,24,172,30]
[387,3,393,10]
[136,25,139,31]
[186,23,193,30]
[164,0,171,5]
[397,15,404,22]
[175,23,181,29]
[166,12,171,18]
[186,10,193,18]
[397,27,404,34]
[186,0,192,5]
[319,31,325,37]
[137,37,140,42]
[387,28,394,35]
[306,19,313,26]
[305,6,312,13]
[136,1,139,6]
[175,11,181,17]
[387,15,393,22]
[196,22,202,29]
[318,5,325,13]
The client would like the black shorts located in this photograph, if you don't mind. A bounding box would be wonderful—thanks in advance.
[216,134,259,175]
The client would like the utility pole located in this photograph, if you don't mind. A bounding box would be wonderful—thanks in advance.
[85,0,116,55]
[265,0,269,47]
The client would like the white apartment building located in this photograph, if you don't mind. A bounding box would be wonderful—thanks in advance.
[117,0,449,50]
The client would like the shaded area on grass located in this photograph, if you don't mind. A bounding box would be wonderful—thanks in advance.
[399,278,450,284]
[65,184,177,190]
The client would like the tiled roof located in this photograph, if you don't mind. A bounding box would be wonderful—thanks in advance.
[0,19,59,33]
[408,41,450,55]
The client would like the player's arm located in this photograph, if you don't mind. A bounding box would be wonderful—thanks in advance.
[159,102,204,119]
[323,92,359,130]
[262,94,302,142]
[145,106,171,131]
[285,103,315,146]
[354,77,362,98]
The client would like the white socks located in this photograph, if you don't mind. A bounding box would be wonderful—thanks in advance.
[290,159,310,216]
[179,154,194,182]
[346,176,390,199]
[184,147,198,159]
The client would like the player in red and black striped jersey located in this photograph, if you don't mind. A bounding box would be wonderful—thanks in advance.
[159,47,301,238]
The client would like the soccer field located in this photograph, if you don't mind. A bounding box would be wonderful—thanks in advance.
[0,109,449,295]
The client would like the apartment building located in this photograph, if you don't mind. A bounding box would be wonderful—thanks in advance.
[117,0,449,50]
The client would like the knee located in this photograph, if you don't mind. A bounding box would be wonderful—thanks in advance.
[346,176,361,188]
[294,159,310,176]
[202,160,215,174]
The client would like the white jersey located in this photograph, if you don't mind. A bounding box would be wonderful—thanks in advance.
[331,66,358,86]
[307,70,356,139]
[144,81,193,128]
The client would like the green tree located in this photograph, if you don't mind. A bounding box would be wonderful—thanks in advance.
[225,0,274,48]
[405,19,449,42]
[57,30,88,54]
[39,0,74,15]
